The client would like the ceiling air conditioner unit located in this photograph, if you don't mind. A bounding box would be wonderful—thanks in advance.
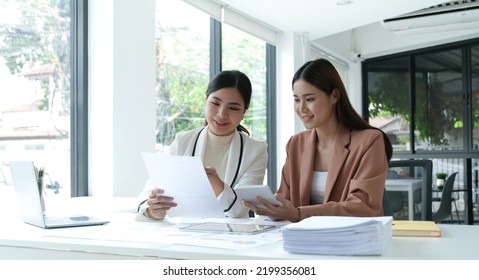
[382,0,479,35]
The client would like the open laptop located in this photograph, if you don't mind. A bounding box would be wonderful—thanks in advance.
[10,161,109,229]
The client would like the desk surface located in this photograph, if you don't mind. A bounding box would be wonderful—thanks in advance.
[2,213,479,260]
[0,190,478,260]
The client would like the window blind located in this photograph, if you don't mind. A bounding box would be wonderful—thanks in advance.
[182,0,280,45]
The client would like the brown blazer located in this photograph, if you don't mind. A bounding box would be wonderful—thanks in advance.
[277,125,387,220]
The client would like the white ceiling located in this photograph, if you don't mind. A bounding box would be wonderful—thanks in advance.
[216,0,452,40]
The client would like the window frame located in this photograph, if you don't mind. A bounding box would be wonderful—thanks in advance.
[362,39,479,157]
[71,0,88,197]
[266,44,277,190]
[362,37,479,225]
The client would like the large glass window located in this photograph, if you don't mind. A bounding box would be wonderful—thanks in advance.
[154,0,210,152]
[364,39,479,224]
[414,49,464,151]
[366,48,468,153]
[222,24,267,141]
[367,57,411,152]
[0,0,72,197]
[472,45,479,150]
[155,0,270,154]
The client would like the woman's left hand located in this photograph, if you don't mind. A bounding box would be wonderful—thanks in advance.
[204,166,224,196]
[244,194,300,222]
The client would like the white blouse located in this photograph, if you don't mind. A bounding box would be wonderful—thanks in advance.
[203,129,234,181]
[310,171,328,204]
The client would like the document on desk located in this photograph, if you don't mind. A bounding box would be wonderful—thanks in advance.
[175,232,282,250]
[174,217,283,250]
[142,153,224,219]
[43,224,209,245]
[282,216,393,256]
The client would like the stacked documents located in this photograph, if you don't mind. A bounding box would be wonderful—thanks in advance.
[282,216,392,256]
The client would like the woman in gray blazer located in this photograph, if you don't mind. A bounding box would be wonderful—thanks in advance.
[136,70,268,220]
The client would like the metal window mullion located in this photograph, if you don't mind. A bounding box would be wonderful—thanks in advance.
[210,18,221,79]
[266,44,277,190]
[70,0,89,197]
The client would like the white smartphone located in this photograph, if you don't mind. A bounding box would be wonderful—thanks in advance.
[235,185,280,208]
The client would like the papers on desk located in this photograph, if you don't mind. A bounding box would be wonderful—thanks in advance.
[282,216,393,256]
[44,216,283,251]
[173,217,283,250]
[175,231,282,250]
[42,215,210,245]
[142,153,224,218]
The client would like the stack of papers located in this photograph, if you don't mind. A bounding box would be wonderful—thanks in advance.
[282,216,392,256]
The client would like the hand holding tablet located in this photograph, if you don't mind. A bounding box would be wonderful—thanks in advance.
[235,185,280,208]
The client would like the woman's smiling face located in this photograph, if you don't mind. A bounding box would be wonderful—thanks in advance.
[205,87,246,136]
[293,79,337,130]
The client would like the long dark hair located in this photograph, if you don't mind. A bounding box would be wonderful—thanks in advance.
[292,59,393,161]
[205,70,252,135]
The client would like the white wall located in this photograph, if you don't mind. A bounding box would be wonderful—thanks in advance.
[89,0,156,197]
[314,22,478,61]
[274,32,308,185]
[356,22,478,59]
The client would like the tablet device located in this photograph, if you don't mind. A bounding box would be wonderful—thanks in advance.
[235,184,280,208]
[180,222,277,234]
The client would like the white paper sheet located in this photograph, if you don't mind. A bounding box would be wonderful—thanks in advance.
[175,232,282,250]
[142,152,225,218]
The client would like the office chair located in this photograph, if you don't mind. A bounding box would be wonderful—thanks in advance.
[389,159,433,221]
[384,170,405,218]
[382,190,393,217]
[432,172,459,224]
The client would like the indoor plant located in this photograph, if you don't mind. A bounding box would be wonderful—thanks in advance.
[435,172,448,190]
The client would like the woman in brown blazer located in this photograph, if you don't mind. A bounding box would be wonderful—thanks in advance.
[245,59,393,222]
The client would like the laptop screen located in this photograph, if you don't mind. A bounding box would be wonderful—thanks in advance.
[10,161,110,229]
[10,161,46,227]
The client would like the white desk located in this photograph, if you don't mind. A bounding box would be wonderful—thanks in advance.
[0,188,478,260]
[1,201,479,260]
[385,179,423,220]
[1,213,479,260]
